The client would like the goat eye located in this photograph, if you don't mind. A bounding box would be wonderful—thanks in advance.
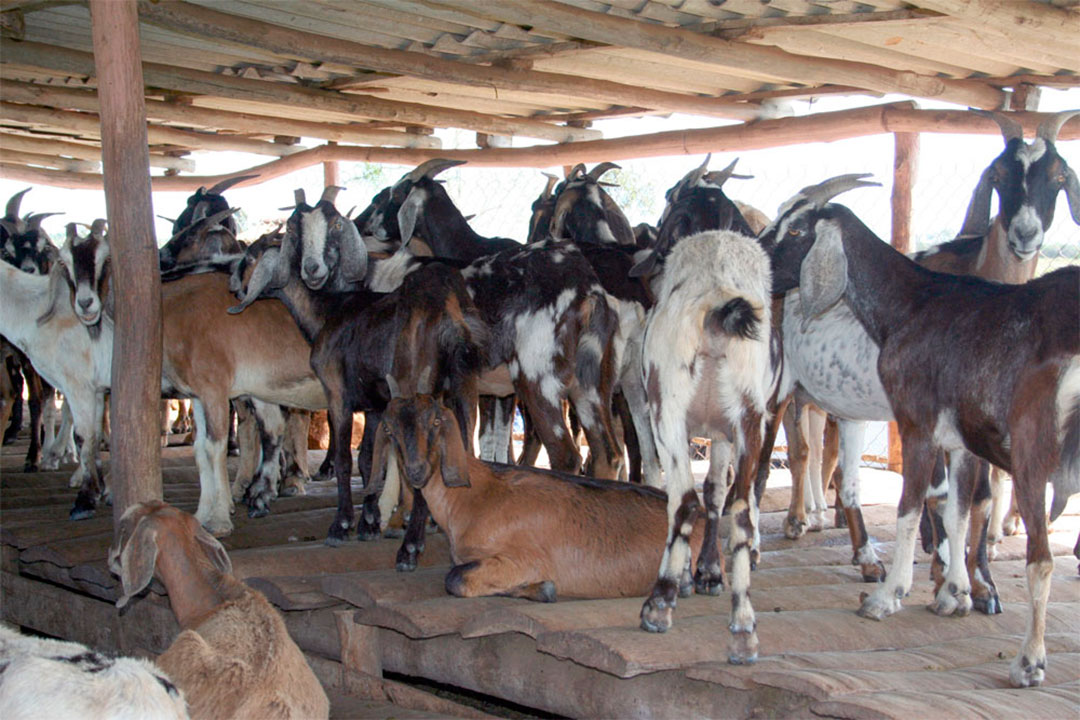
[432,417,441,427]
[382,422,391,434]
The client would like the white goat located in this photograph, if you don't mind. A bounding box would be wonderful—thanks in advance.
[638,230,775,666]
[0,623,188,720]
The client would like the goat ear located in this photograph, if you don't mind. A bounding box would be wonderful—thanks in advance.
[799,219,848,330]
[227,246,283,314]
[957,165,995,238]
[437,409,470,488]
[36,261,68,327]
[368,417,392,492]
[1063,165,1080,225]
[193,524,233,576]
[396,188,425,246]
[114,518,159,609]
[628,249,658,278]
[337,220,369,284]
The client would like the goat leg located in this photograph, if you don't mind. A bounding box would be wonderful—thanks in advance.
[695,440,732,596]
[835,419,885,581]
[2,354,23,445]
[325,402,356,546]
[967,461,1002,615]
[395,488,429,572]
[355,411,382,542]
[23,368,44,472]
[782,401,810,539]
[728,412,763,665]
[445,558,556,603]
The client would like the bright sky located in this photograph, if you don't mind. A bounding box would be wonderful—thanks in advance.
[2,88,1077,256]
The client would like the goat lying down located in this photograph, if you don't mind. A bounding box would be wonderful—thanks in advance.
[372,392,705,600]
[638,230,776,667]
[0,623,189,720]
[110,501,329,720]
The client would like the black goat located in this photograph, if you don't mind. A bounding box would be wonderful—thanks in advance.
[159,175,253,271]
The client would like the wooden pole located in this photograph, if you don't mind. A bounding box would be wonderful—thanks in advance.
[89,0,163,527]
[323,141,339,188]
[887,131,919,474]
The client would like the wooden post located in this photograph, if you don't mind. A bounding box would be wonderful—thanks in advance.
[90,0,163,527]
[323,142,338,188]
[887,131,919,474]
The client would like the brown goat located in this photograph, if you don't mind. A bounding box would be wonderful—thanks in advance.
[372,392,705,601]
[109,501,329,720]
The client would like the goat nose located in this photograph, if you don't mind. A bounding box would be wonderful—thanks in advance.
[303,258,321,276]
[78,296,93,310]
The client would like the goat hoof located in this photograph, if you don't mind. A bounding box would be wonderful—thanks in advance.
[640,597,674,633]
[1009,654,1046,688]
[383,527,405,540]
[395,545,419,572]
[694,568,724,596]
[750,548,760,572]
[1002,517,1019,537]
[357,526,380,542]
[973,592,1002,616]
[247,505,270,519]
[783,515,807,540]
[728,631,759,665]
[325,521,350,546]
[860,561,887,583]
[69,505,96,521]
[23,461,38,473]
[857,590,900,620]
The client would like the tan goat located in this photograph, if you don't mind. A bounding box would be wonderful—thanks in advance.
[109,501,328,720]
[371,392,706,601]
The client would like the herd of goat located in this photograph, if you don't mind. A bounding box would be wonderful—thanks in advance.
[0,109,1078,690]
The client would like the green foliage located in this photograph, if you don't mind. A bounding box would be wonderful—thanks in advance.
[603,168,662,226]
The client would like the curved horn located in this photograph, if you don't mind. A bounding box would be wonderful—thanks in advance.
[972,109,1024,144]
[1036,109,1080,144]
[799,174,881,208]
[567,163,586,180]
[294,188,307,207]
[405,158,466,183]
[25,212,62,230]
[587,162,620,181]
[703,158,746,188]
[5,187,31,219]
[417,367,433,396]
[157,214,177,224]
[549,195,572,240]
[206,174,258,196]
[385,374,402,400]
[164,207,240,245]
[65,222,79,244]
[541,172,559,199]
[320,185,345,205]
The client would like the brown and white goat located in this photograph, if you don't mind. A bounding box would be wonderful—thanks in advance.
[158,175,253,272]
[638,230,775,668]
[769,174,1079,689]
[109,501,328,720]
[372,392,705,600]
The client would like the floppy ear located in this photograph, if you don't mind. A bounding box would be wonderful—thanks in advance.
[193,523,233,575]
[396,188,425,246]
[437,408,471,488]
[799,218,848,331]
[957,164,996,238]
[1063,164,1080,225]
[227,246,283,314]
[36,261,69,327]
[368,416,392,492]
[114,517,159,609]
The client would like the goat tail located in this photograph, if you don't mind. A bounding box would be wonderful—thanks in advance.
[704,296,761,341]
[575,290,619,391]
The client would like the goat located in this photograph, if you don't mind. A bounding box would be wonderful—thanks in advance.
[355,159,519,262]
[548,162,636,246]
[109,501,329,720]
[769,173,1078,689]
[230,190,486,560]
[638,230,775,669]
[913,110,1080,555]
[1,222,111,518]
[0,623,189,720]
[158,175,253,271]
[372,391,706,600]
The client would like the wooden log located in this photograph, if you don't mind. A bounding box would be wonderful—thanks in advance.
[89,0,163,524]
[5,106,1077,191]
[3,41,600,143]
[0,131,195,171]
[0,148,99,172]
[435,0,1006,109]
[909,0,1080,43]
[137,0,761,121]
[1,101,307,156]
[0,78,443,149]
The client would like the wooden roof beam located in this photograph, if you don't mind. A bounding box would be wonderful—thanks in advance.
[1,79,442,149]
[8,104,1077,193]
[136,1,762,121]
[0,130,195,171]
[433,0,1006,109]
[909,0,1080,44]
[3,41,599,143]
[1,101,308,156]
[704,8,945,38]
[2,148,98,172]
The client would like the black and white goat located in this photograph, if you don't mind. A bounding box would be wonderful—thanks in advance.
[158,175,253,271]
[548,162,636,247]
[769,174,1078,689]
[356,159,519,262]
[230,188,487,560]
[1,220,112,517]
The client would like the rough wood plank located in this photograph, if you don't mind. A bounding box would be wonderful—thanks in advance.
[535,602,1080,678]
[245,575,339,611]
[322,566,450,609]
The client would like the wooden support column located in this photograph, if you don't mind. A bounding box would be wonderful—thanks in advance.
[323,142,339,188]
[90,0,163,527]
[887,131,919,474]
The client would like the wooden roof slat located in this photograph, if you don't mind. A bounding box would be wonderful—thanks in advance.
[909,0,1080,47]
[429,0,1005,107]
[136,1,764,121]
[0,131,196,171]
[3,41,601,143]
[0,79,443,149]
